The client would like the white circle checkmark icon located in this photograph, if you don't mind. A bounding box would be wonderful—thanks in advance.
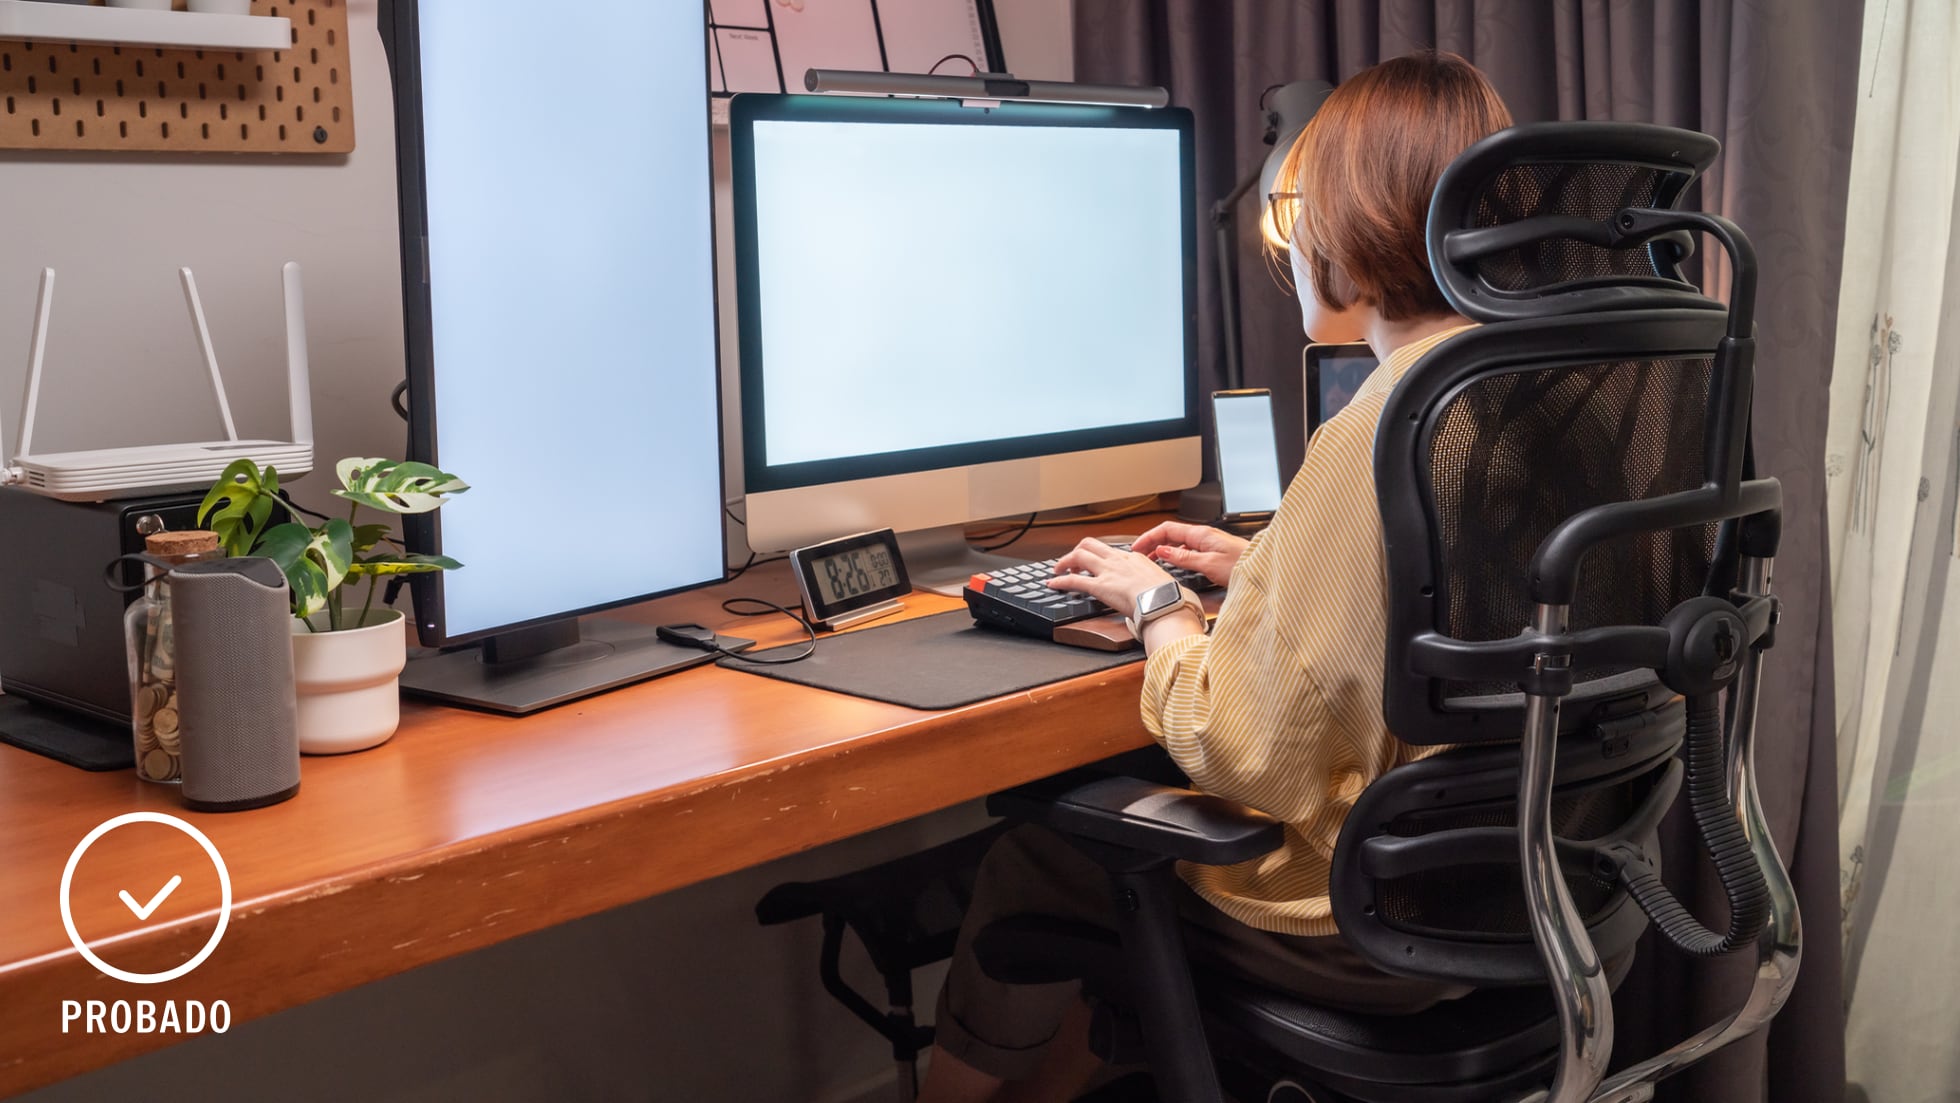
[60,812,233,985]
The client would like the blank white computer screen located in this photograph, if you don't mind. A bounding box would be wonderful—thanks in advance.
[745,112,1189,468]
[411,0,722,639]
[1215,391,1284,517]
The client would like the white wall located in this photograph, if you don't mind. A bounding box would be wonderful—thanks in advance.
[5,2,1074,1100]
[0,0,406,514]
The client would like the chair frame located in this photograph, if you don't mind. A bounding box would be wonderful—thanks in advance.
[981,122,1802,1103]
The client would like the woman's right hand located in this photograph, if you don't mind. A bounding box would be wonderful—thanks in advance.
[1129,521,1249,588]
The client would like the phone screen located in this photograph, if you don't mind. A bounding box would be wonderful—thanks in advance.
[1214,391,1284,518]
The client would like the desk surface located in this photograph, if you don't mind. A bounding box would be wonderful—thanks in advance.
[0,520,1163,1096]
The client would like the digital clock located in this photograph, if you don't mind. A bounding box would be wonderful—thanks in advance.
[788,529,912,631]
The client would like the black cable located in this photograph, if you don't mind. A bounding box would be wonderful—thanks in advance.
[976,513,1037,552]
[384,380,415,610]
[928,53,980,76]
[725,551,787,581]
[273,492,337,525]
[715,596,817,664]
[1029,503,1164,529]
[1617,694,1771,957]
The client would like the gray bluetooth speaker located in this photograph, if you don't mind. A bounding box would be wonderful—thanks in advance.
[169,557,301,811]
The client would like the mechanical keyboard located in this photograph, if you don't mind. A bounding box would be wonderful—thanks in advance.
[962,543,1221,648]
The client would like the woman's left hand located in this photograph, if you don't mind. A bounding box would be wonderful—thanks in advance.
[1047,538,1176,619]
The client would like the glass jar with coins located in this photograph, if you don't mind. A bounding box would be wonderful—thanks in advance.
[123,530,224,784]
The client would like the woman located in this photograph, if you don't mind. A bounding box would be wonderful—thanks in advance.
[920,51,1514,1103]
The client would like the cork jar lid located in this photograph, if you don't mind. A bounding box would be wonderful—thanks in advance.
[144,530,222,560]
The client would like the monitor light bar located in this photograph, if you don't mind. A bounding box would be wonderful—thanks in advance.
[804,68,1169,109]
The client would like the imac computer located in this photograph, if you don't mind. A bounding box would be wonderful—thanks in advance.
[729,94,1201,593]
[380,0,725,713]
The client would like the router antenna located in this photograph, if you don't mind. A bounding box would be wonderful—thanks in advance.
[282,262,313,447]
[8,267,56,480]
[180,267,240,442]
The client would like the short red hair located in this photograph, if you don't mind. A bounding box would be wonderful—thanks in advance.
[1269,51,1512,321]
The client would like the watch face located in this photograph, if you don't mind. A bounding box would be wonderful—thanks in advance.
[1137,581,1181,617]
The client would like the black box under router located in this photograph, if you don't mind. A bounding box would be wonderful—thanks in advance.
[0,488,210,767]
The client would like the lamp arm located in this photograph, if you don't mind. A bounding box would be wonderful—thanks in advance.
[1212,166,1266,389]
[1211,167,1265,226]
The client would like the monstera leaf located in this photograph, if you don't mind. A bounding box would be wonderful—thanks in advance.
[348,551,463,578]
[198,453,469,632]
[331,458,470,515]
[349,523,394,556]
[257,519,354,621]
[197,458,283,558]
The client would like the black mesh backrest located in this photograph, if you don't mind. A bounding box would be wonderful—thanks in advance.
[1471,161,1686,292]
[1380,121,1744,745]
[1427,122,1723,322]
[1379,312,1731,744]
[1428,356,1719,701]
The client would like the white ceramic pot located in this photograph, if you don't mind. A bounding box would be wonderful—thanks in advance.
[290,609,407,755]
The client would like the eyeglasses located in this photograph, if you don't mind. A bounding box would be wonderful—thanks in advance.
[1262,191,1301,250]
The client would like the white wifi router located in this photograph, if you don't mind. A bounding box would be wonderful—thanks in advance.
[2,262,314,501]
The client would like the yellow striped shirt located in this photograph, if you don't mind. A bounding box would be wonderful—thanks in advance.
[1142,324,1476,936]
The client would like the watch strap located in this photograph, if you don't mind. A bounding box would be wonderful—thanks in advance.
[1127,584,1204,638]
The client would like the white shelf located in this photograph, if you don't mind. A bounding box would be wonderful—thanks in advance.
[0,1,291,51]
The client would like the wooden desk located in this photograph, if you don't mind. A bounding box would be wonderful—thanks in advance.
[0,522,1163,1095]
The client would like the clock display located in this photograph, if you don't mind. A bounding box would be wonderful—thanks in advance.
[791,529,910,629]
[812,546,900,606]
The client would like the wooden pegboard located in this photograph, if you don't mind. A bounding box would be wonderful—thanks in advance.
[0,0,352,154]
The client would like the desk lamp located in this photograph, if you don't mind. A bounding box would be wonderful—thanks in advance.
[1217,80,1330,390]
[1178,79,1331,524]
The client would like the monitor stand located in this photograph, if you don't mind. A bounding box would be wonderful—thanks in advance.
[900,524,1035,597]
[398,617,753,715]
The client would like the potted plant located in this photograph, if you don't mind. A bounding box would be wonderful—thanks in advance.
[199,457,468,754]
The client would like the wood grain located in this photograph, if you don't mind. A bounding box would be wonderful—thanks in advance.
[0,521,1161,1095]
[0,0,353,154]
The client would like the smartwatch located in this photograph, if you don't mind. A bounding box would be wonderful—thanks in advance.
[1126,581,1206,639]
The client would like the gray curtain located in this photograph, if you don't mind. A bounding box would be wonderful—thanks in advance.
[1071,3,1859,1100]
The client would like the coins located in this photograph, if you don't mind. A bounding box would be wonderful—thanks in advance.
[133,677,181,782]
[141,747,180,783]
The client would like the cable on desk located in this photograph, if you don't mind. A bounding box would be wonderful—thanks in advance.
[716,597,818,664]
[965,495,1169,545]
[726,550,788,581]
[1030,495,1164,527]
[975,513,1038,552]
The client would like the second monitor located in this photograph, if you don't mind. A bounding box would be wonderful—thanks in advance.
[731,93,1200,592]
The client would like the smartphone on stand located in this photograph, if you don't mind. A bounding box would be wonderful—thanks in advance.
[1212,389,1284,532]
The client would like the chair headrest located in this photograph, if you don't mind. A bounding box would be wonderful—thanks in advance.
[1426,122,1726,322]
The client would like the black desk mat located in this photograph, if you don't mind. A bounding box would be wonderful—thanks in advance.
[716,610,1142,710]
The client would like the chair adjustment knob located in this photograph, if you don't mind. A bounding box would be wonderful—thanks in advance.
[1659,597,1748,697]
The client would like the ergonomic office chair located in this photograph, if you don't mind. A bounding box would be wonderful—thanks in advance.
[974,122,1801,1103]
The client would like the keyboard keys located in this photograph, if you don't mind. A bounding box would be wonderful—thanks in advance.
[962,541,1222,644]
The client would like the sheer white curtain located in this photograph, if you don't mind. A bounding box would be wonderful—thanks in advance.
[1826,0,1960,1099]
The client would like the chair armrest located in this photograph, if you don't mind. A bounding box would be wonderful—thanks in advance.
[988,774,1285,867]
